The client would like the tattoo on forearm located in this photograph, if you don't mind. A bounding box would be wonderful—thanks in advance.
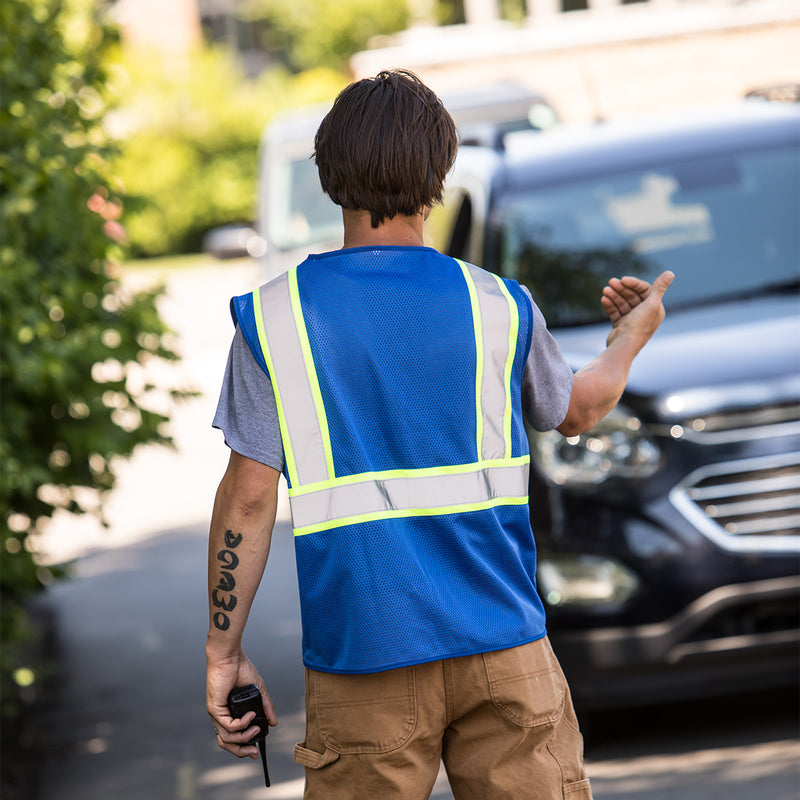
[224,530,243,548]
[217,549,239,570]
[212,529,242,631]
[217,571,236,592]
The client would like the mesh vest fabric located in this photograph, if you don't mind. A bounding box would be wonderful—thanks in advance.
[232,246,547,673]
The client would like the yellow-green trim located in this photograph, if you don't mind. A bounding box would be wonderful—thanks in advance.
[287,268,336,481]
[287,455,530,497]
[493,274,519,460]
[293,495,530,537]
[456,259,484,460]
[253,287,299,487]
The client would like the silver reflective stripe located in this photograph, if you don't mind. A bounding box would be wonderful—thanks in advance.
[459,261,516,460]
[257,274,330,486]
[289,460,529,534]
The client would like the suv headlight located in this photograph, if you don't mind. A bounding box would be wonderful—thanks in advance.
[538,554,640,608]
[531,405,661,486]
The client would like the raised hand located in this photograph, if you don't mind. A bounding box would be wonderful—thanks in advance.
[602,272,674,348]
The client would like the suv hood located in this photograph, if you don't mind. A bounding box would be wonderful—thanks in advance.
[552,294,800,399]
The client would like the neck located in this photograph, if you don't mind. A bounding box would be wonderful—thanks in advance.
[341,209,427,249]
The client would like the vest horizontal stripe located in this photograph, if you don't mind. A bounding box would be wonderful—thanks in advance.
[288,460,529,535]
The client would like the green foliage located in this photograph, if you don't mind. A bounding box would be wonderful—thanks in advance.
[436,0,466,26]
[104,0,408,257]
[0,0,190,719]
[108,49,343,256]
[240,0,410,72]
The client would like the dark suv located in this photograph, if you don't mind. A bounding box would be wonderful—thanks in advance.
[427,101,800,711]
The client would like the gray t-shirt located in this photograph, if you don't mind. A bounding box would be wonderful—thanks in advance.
[213,285,574,472]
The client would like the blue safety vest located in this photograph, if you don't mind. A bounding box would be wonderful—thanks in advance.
[232,246,547,673]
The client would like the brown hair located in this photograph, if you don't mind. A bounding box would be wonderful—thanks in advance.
[314,70,458,227]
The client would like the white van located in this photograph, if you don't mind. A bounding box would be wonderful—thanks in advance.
[255,103,341,280]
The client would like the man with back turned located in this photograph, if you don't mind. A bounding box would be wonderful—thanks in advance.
[206,69,673,799]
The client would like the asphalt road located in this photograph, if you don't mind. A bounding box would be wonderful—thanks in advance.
[34,259,800,799]
[37,518,799,800]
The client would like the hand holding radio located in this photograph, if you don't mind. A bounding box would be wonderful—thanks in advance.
[228,683,271,787]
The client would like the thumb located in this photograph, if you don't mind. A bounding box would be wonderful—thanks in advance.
[259,686,279,727]
[651,271,675,300]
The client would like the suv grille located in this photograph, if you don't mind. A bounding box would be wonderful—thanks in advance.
[678,401,800,444]
[688,401,799,434]
[671,453,800,552]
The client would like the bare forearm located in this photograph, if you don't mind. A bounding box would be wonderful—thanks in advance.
[206,453,279,660]
[205,454,281,747]
[206,513,269,658]
[557,336,640,436]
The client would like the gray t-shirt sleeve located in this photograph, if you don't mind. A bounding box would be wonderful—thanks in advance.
[520,286,575,432]
[212,325,285,472]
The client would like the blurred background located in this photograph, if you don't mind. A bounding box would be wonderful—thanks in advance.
[1,0,798,798]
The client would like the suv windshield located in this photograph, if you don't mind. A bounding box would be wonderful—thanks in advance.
[491,144,799,326]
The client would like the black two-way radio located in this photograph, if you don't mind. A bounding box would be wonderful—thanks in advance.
[228,684,270,787]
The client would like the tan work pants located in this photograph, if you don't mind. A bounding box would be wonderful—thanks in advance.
[294,637,592,799]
